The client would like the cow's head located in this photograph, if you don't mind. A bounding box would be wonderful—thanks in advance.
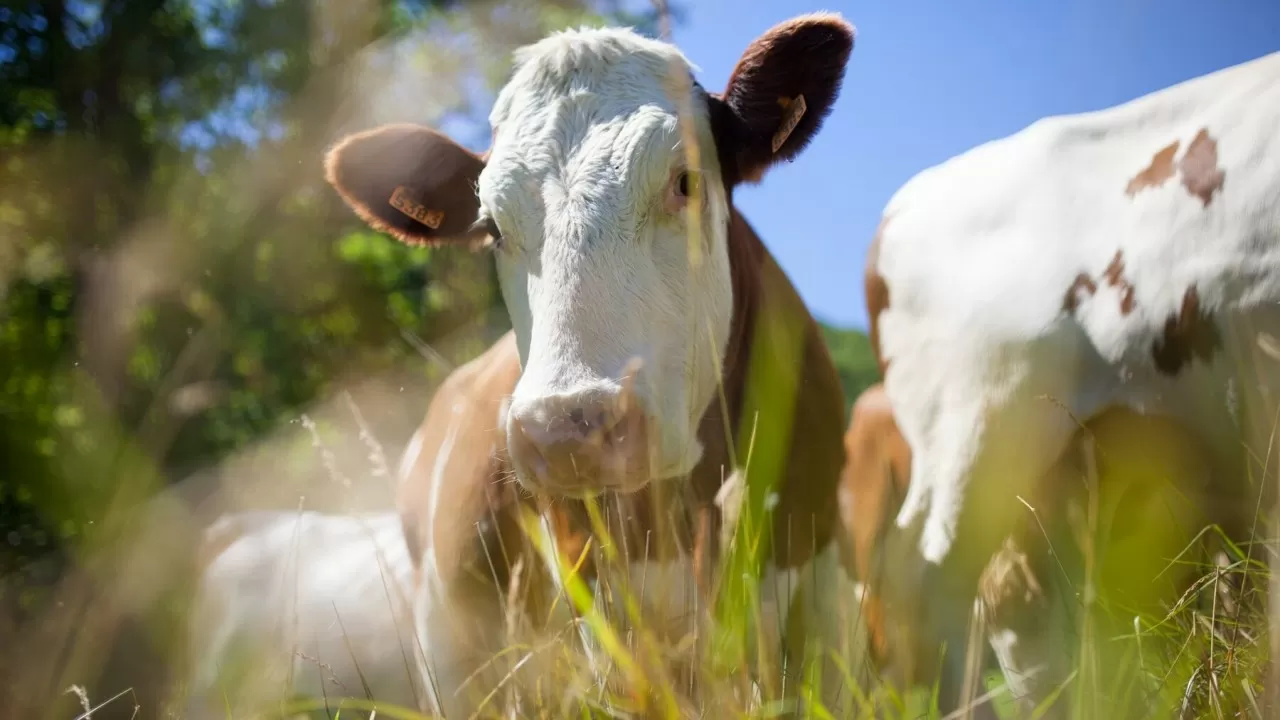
[325,15,853,497]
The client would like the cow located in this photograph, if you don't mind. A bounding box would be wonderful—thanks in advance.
[324,14,859,717]
[865,50,1280,716]
[185,510,422,718]
[839,383,1233,717]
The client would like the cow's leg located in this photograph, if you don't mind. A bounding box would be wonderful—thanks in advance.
[893,486,1036,717]
[1089,411,1225,718]
[1226,312,1280,716]
[978,532,1076,720]
[982,407,1224,719]
[972,416,1096,720]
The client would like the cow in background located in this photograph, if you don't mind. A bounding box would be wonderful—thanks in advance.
[841,382,1243,717]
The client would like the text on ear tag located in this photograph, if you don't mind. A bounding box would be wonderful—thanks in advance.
[771,94,808,154]
[389,186,445,229]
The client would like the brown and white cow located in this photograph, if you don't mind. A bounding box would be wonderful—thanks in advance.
[325,15,857,717]
[841,383,1234,717]
[864,49,1280,716]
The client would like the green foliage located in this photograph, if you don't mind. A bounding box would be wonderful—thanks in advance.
[0,1,675,711]
[817,321,880,417]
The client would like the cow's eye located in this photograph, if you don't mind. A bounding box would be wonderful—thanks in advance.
[676,171,690,197]
[667,169,699,214]
[482,216,503,248]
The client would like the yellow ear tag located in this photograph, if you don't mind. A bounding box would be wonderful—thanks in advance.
[771,94,808,154]
[389,186,445,229]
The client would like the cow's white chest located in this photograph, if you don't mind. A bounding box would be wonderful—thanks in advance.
[189,512,419,717]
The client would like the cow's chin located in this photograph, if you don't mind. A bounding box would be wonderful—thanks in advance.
[509,439,703,500]
[512,470,651,500]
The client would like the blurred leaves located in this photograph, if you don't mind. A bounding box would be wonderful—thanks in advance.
[819,322,880,419]
[0,0,671,626]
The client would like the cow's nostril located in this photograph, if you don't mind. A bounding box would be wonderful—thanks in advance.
[566,405,621,445]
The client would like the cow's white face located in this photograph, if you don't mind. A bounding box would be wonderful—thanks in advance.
[324,15,854,497]
[480,30,733,494]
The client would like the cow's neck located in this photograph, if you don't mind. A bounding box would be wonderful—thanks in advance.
[699,208,846,570]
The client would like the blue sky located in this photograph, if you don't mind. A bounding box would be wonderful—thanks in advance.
[665,1,1280,330]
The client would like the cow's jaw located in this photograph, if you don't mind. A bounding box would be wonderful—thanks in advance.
[481,28,734,498]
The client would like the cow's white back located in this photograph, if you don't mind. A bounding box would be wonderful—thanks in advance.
[187,510,419,716]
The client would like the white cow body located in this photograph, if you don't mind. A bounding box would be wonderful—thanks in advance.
[186,510,421,717]
[871,49,1280,711]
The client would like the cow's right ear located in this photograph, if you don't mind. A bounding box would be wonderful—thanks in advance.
[713,13,854,186]
[324,123,487,247]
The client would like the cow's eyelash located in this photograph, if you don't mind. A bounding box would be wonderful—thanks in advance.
[472,215,505,250]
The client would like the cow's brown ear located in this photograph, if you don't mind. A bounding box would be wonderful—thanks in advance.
[716,13,854,185]
[324,123,487,246]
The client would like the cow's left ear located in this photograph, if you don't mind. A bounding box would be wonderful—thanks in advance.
[715,13,854,185]
[324,123,489,247]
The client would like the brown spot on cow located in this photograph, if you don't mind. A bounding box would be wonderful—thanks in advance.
[1151,286,1222,375]
[1119,286,1135,315]
[1102,250,1123,286]
[1178,128,1226,207]
[1124,139,1180,197]
[866,216,892,378]
[1102,249,1137,316]
[1062,272,1097,314]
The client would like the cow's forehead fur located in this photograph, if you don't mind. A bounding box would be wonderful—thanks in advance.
[494,27,698,125]
[483,27,712,208]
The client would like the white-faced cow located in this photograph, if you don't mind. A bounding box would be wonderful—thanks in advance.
[866,50,1280,714]
[185,510,421,717]
[326,14,857,717]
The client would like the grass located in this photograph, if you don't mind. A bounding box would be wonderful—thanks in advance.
[22,332,1276,720]
[11,295,1276,720]
[155,387,1274,720]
